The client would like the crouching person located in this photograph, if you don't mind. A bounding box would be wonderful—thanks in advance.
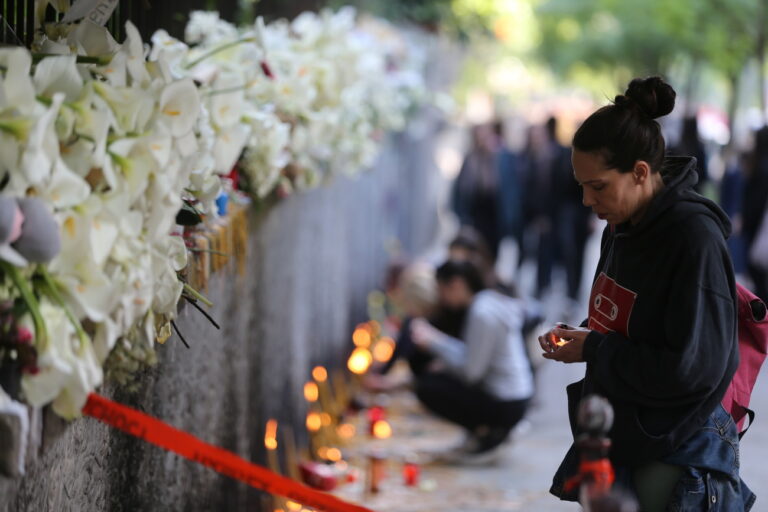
[410,259,534,462]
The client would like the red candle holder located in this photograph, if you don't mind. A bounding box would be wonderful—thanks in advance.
[403,461,420,487]
[367,406,386,435]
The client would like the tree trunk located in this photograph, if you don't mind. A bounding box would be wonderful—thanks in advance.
[726,70,741,151]
[757,1,768,123]
[683,59,701,118]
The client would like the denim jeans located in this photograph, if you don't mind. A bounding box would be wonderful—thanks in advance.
[662,404,755,511]
[551,404,756,511]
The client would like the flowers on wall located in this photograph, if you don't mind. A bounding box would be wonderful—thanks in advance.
[0,7,427,418]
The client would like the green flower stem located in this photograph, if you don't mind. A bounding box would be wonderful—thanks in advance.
[205,83,252,96]
[187,248,230,257]
[31,53,113,66]
[37,267,90,354]
[0,261,48,352]
[183,283,213,307]
[184,37,255,69]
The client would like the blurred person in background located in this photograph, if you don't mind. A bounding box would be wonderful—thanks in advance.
[449,226,516,297]
[449,227,544,347]
[492,119,525,265]
[522,122,560,298]
[719,148,748,276]
[364,262,442,392]
[670,116,709,193]
[410,258,534,462]
[452,122,521,261]
[743,126,768,301]
[549,116,593,313]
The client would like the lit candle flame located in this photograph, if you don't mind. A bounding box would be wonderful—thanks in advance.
[347,347,373,375]
[372,336,396,363]
[326,447,342,462]
[306,412,322,432]
[352,327,372,348]
[312,366,328,382]
[372,420,392,439]
[264,419,278,450]
[286,501,302,512]
[303,381,319,402]
[337,423,356,439]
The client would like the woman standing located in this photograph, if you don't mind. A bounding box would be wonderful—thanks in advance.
[540,77,754,510]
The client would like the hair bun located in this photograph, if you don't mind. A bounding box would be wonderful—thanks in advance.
[620,76,676,119]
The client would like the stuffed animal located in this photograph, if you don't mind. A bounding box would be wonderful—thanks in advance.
[0,196,61,266]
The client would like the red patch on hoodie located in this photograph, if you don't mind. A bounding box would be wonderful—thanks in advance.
[588,273,638,336]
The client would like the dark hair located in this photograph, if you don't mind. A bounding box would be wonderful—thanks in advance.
[449,227,492,261]
[436,259,486,294]
[573,76,676,173]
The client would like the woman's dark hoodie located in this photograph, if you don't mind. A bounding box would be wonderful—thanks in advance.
[563,156,739,469]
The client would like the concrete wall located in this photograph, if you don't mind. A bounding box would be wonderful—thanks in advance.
[0,122,443,511]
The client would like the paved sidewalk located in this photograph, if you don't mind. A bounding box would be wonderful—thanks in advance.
[336,356,766,511]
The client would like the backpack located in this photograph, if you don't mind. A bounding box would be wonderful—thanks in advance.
[721,283,768,437]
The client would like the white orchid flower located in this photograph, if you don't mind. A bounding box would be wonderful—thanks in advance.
[51,339,102,419]
[98,51,128,87]
[150,237,186,315]
[40,158,91,208]
[158,79,200,138]
[122,22,151,86]
[67,20,118,57]
[149,30,189,80]
[21,299,75,407]
[146,134,172,168]
[33,55,84,102]
[92,82,155,135]
[92,317,119,363]
[212,123,250,174]
[0,48,36,113]
[19,93,64,187]
[208,72,246,129]
[185,11,238,46]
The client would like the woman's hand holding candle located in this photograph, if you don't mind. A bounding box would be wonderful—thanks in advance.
[538,325,590,363]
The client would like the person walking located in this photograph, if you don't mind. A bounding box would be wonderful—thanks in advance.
[540,77,754,511]
[743,127,768,301]
[452,124,504,260]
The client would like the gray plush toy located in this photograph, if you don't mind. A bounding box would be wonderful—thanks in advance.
[0,196,61,266]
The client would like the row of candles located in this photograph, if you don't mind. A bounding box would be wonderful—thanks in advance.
[263,320,417,511]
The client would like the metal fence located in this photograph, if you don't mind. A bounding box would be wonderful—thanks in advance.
[0,0,243,47]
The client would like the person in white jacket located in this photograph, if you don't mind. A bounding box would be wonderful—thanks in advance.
[411,259,534,461]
